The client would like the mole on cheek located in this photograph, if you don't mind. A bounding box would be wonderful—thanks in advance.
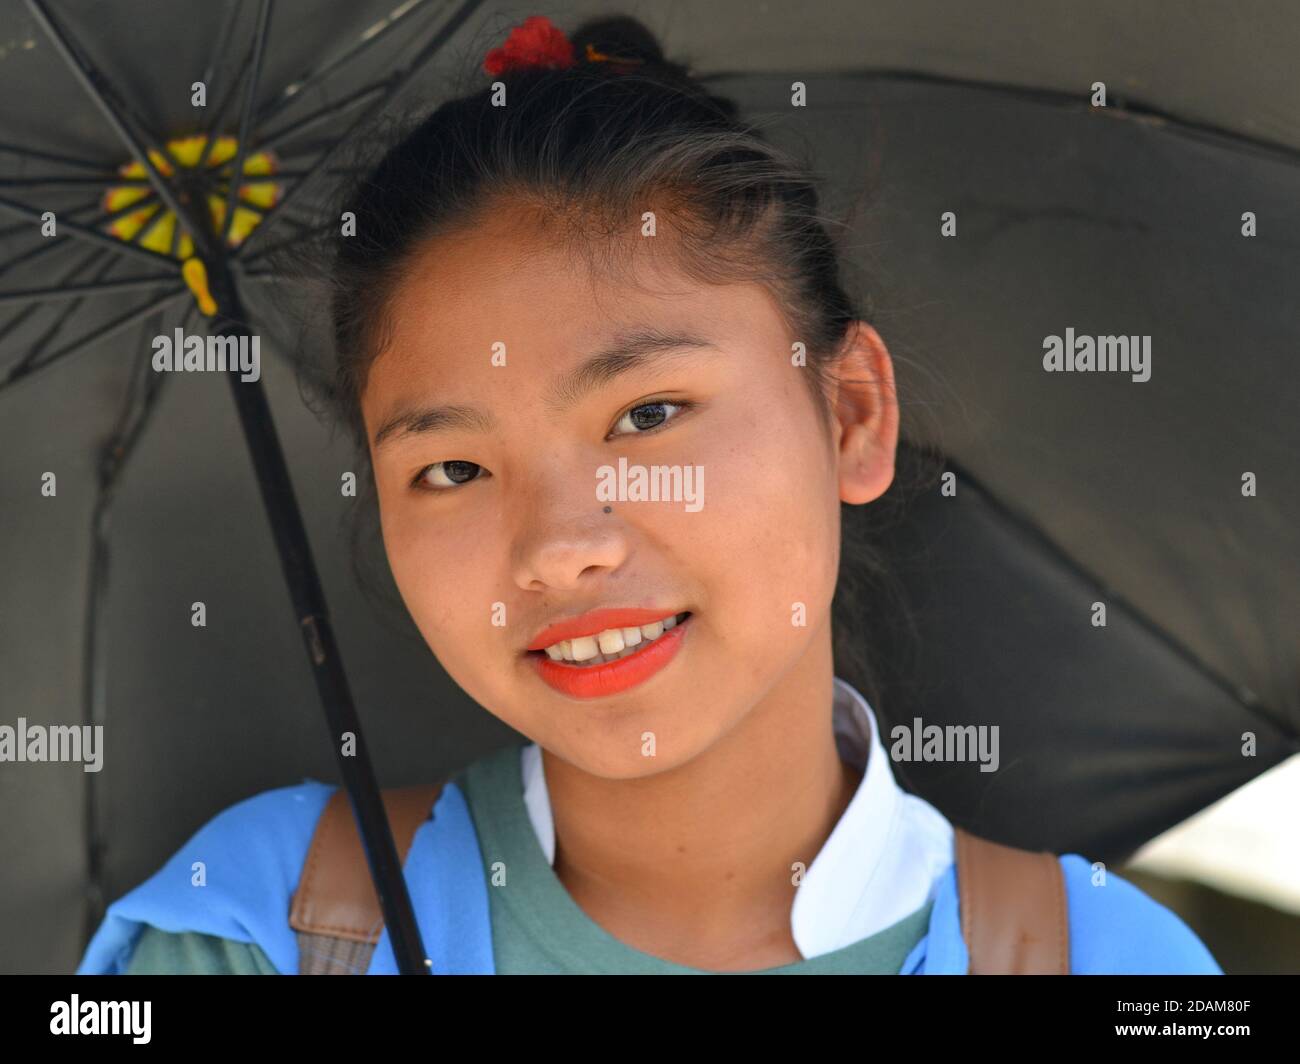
[603,506,612,514]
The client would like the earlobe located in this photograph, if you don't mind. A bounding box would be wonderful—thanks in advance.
[838,423,894,504]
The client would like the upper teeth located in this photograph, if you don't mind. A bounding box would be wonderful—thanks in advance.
[543,613,684,664]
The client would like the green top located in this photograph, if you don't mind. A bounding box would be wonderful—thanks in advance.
[124,743,931,974]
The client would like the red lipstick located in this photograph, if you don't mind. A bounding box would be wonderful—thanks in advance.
[526,607,683,652]
[526,608,692,700]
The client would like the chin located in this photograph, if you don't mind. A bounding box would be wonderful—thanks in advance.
[546,708,723,781]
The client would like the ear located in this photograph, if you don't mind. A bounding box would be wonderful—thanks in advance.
[833,322,899,505]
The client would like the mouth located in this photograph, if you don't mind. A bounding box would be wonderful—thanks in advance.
[528,611,691,666]
[526,611,692,699]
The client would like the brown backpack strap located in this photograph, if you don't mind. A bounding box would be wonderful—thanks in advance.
[289,783,444,974]
[954,826,1070,974]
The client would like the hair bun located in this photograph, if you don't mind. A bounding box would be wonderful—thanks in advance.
[569,15,674,71]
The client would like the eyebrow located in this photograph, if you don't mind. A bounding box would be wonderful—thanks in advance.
[371,327,717,450]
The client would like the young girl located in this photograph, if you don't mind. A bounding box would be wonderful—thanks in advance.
[78,14,1220,976]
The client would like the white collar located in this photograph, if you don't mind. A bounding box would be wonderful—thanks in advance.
[520,676,955,959]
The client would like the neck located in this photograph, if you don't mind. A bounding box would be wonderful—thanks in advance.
[542,631,862,970]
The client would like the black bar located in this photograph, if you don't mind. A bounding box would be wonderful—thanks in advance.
[211,273,430,974]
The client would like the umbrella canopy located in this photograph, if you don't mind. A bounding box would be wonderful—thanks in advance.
[1,0,1297,974]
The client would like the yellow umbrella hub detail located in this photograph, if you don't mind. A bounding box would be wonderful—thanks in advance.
[102,134,280,259]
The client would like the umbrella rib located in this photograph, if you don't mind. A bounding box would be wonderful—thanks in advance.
[211,180,323,235]
[0,287,187,390]
[81,306,180,945]
[0,141,110,173]
[256,80,392,154]
[24,0,214,256]
[237,0,488,258]
[209,275,430,972]
[202,0,246,92]
[0,274,178,306]
[99,192,161,231]
[0,194,178,270]
[196,1,255,172]
[200,0,248,141]
[220,0,274,246]
[944,452,1296,742]
[0,247,107,346]
[219,169,363,184]
[128,202,172,251]
[0,199,100,243]
[21,254,123,367]
[0,220,96,279]
[238,225,320,268]
[0,176,140,190]
[253,0,436,128]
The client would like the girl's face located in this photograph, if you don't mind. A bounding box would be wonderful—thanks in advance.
[359,202,897,778]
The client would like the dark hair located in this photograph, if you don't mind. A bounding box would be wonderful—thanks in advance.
[289,14,937,710]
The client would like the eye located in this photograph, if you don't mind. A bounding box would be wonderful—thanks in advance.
[609,399,692,438]
[412,460,486,492]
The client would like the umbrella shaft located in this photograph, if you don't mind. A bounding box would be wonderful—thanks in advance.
[213,309,430,976]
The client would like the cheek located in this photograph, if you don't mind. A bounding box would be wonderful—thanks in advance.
[378,495,495,649]
[697,398,840,629]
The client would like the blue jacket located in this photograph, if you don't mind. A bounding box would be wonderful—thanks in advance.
[77,779,1223,975]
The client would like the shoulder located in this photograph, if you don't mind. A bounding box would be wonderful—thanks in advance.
[156,779,339,897]
[125,926,278,975]
[189,779,339,847]
[79,780,338,975]
[1057,854,1222,974]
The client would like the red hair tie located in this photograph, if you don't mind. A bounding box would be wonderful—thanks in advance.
[482,15,646,77]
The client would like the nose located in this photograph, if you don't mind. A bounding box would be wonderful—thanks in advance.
[511,469,629,592]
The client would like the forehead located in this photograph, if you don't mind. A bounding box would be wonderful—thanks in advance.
[384,200,687,338]
[363,198,793,403]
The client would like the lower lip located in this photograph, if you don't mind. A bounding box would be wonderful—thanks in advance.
[529,615,690,700]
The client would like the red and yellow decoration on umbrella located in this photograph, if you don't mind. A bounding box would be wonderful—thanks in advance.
[101,134,280,259]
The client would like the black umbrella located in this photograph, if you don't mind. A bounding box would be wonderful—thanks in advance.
[2,0,498,975]
[2,1,1297,975]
